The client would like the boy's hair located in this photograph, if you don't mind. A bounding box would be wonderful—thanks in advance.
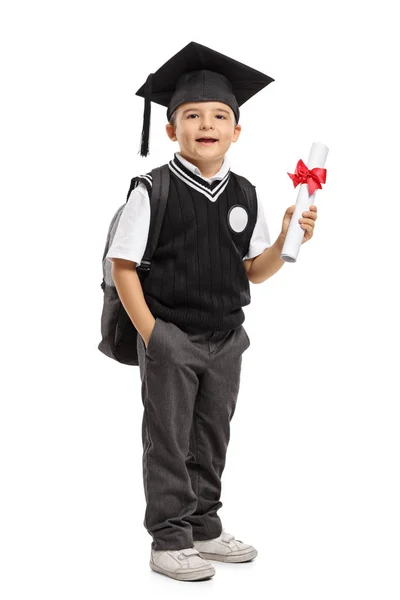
[169,108,238,128]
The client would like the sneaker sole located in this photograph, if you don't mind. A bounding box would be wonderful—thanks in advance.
[197,548,258,563]
[150,560,215,581]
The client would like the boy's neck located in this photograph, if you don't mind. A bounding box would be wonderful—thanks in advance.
[178,152,225,179]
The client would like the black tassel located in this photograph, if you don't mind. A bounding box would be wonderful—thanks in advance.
[139,73,153,157]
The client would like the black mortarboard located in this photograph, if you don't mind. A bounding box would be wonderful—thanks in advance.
[135,41,275,157]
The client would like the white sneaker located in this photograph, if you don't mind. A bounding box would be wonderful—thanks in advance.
[194,530,258,563]
[150,547,216,581]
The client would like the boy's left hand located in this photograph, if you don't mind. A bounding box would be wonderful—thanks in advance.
[281,204,318,244]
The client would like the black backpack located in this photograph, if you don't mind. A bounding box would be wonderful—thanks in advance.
[98,164,257,366]
[98,164,170,366]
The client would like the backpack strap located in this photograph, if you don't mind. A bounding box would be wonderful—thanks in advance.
[136,163,170,273]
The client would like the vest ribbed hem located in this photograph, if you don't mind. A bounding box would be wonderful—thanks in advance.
[145,295,245,332]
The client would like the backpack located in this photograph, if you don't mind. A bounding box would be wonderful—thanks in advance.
[98,164,257,366]
[98,164,170,366]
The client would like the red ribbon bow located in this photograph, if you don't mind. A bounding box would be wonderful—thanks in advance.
[287,159,327,195]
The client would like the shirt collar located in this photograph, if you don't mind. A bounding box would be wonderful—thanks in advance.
[174,152,231,183]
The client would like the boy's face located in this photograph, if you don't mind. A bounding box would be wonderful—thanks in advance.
[165,101,241,167]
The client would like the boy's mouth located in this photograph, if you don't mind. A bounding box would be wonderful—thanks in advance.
[196,137,218,145]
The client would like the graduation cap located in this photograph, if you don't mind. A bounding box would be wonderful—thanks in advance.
[135,41,275,156]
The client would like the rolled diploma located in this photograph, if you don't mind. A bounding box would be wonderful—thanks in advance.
[281,141,329,263]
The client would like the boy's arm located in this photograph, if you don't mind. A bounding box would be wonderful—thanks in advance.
[245,233,286,284]
[243,257,254,276]
[111,258,155,346]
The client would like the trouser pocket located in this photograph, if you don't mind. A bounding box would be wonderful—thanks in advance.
[240,324,250,351]
[145,317,161,357]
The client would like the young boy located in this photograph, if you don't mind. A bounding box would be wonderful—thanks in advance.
[106,42,317,582]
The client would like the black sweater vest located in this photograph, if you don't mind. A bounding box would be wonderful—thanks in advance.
[138,156,258,331]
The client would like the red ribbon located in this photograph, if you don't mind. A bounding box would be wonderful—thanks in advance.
[287,159,327,195]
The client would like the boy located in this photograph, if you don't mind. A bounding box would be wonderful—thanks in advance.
[106,42,317,582]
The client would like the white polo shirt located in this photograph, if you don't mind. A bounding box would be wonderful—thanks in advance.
[106,152,271,264]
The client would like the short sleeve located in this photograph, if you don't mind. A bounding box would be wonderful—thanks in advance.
[106,182,150,264]
[243,190,271,260]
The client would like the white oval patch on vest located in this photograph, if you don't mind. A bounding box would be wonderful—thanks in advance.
[228,206,248,233]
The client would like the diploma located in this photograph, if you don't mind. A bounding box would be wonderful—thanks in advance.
[281,141,329,262]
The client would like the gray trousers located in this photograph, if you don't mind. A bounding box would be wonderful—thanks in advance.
[136,316,250,551]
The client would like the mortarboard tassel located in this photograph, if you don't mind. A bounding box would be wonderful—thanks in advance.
[139,73,153,157]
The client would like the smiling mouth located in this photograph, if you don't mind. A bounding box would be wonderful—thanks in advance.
[196,137,218,144]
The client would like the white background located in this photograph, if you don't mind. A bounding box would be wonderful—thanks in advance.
[1,0,400,598]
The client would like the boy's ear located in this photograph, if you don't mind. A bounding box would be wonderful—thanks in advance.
[232,124,242,142]
[166,123,177,141]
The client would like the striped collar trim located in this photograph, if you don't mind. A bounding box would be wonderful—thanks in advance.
[168,156,231,202]
[174,152,231,181]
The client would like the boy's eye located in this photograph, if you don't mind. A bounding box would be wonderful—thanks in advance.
[187,114,226,119]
